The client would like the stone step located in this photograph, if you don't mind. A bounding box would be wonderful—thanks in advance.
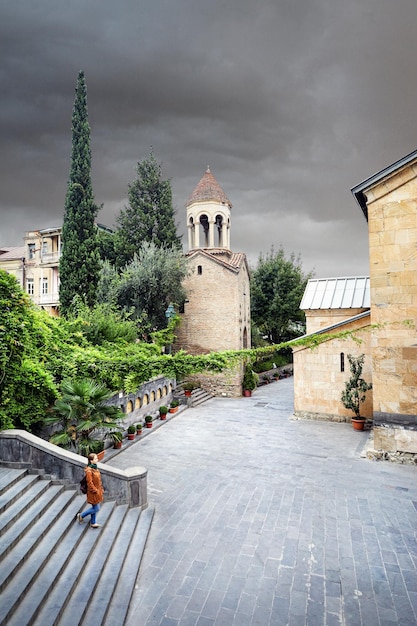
[35,501,124,626]
[0,485,74,589]
[4,500,117,626]
[103,504,155,626]
[0,466,154,626]
[0,475,53,536]
[176,387,213,407]
[0,468,28,497]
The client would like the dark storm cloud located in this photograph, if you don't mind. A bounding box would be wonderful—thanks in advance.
[1,0,417,277]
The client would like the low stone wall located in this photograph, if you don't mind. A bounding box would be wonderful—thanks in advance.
[292,410,349,423]
[373,424,417,455]
[0,430,148,508]
[106,375,176,432]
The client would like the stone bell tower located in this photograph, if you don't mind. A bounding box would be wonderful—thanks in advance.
[186,166,231,251]
[175,167,251,389]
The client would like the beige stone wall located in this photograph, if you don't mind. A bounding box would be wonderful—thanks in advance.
[305,309,367,334]
[293,320,373,421]
[190,364,243,398]
[175,253,250,354]
[366,167,417,419]
[373,425,417,454]
[0,259,24,287]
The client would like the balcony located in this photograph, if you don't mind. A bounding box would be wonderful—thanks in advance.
[38,292,60,306]
[40,252,60,266]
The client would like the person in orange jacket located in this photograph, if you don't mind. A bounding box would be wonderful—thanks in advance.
[77,452,104,528]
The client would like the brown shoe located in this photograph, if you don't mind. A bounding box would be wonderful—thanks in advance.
[77,513,84,524]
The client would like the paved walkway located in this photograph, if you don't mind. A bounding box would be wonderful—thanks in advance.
[110,379,417,626]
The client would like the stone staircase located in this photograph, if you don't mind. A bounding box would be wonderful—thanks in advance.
[0,466,154,626]
[175,387,213,408]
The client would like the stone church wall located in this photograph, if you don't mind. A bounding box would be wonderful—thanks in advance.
[364,168,417,452]
[293,320,373,422]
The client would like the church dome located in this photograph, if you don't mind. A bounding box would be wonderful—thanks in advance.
[186,167,232,208]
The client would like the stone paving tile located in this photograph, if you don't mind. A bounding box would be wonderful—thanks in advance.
[110,379,417,626]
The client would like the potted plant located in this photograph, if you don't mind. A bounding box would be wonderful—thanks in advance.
[110,431,123,449]
[262,374,270,385]
[136,423,143,435]
[341,354,372,430]
[159,405,168,420]
[145,415,153,428]
[169,399,180,413]
[85,439,105,461]
[183,381,198,397]
[242,364,258,397]
[127,424,136,440]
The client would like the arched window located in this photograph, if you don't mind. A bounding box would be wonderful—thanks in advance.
[199,214,209,246]
[127,400,133,413]
[340,352,345,372]
[197,265,202,275]
[243,327,248,349]
[215,214,223,246]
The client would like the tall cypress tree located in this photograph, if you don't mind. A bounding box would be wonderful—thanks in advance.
[114,149,182,269]
[59,71,100,316]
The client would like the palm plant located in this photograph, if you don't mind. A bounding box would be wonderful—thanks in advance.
[45,379,123,455]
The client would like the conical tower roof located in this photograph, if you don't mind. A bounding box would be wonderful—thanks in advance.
[186,167,232,208]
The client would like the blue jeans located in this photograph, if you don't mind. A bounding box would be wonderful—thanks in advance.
[81,503,100,525]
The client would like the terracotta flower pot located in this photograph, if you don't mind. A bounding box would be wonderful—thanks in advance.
[160,414,167,420]
[127,433,135,440]
[352,418,366,431]
[243,389,252,397]
[184,390,192,397]
[146,422,152,428]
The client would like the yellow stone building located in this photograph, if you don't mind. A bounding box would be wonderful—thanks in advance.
[0,228,61,316]
[294,149,417,458]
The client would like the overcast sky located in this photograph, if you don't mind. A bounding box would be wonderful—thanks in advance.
[1,0,417,278]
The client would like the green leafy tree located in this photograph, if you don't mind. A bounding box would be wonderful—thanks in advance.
[59,70,100,315]
[45,379,123,455]
[110,241,189,334]
[97,228,116,264]
[341,354,372,418]
[250,246,313,344]
[67,297,138,345]
[114,149,182,268]
[0,270,58,430]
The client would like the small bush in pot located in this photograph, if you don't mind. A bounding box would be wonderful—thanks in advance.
[242,364,258,396]
[169,399,180,413]
[127,424,136,440]
[145,415,153,428]
[159,405,168,420]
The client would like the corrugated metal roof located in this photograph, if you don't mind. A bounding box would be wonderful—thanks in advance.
[300,276,370,310]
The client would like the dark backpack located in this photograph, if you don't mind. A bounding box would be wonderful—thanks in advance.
[80,476,87,494]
